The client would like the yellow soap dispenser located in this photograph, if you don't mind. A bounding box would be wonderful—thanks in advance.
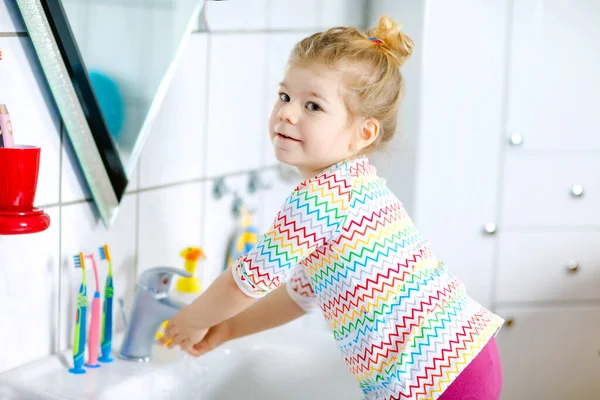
[156,246,206,343]
[172,246,206,303]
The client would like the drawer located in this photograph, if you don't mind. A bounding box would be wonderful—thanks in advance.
[501,154,600,226]
[496,231,600,303]
[496,306,600,400]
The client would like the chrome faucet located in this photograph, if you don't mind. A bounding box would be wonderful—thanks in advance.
[119,266,191,362]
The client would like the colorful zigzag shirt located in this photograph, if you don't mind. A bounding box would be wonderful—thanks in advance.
[232,156,504,400]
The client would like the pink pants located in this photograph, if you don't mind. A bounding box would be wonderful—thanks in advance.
[438,337,502,400]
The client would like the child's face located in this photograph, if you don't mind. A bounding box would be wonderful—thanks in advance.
[269,64,361,178]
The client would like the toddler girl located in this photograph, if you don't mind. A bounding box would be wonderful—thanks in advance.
[159,15,503,400]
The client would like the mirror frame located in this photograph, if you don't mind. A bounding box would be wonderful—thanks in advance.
[16,0,204,226]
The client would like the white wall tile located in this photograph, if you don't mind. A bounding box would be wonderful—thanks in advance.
[255,168,299,232]
[320,0,364,28]
[268,0,320,30]
[0,207,59,373]
[262,32,310,166]
[0,0,26,33]
[138,183,204,276]
[140,34,208,189]
[204,0,268,31]
[0,37,61,206]
[59,195,138,350]
[201,175,260,287]
[206,34,267,175]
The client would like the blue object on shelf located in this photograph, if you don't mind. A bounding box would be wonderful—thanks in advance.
[88,71,124,139]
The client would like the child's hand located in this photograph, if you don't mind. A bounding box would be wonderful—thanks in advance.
[158,304,208,351]
[186,321,233,357]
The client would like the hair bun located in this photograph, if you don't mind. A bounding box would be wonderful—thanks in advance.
[367,15,414,67]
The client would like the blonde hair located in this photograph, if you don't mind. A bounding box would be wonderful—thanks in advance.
[288,15,414,153]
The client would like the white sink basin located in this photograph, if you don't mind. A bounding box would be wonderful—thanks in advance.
[0,324,363,399]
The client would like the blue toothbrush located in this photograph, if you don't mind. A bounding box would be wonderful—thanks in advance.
[68,253,87,374]
[98,244,114,363]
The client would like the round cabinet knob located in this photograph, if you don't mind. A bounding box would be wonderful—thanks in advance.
[505,318,514,328]
[571,184,584,197]
[566,260,580,274]
[509,133,523,146]
[483,222,497,235]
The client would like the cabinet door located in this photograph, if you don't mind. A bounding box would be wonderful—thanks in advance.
[496,306,600,400]
[506,0,600,151]
[413,0,509,308]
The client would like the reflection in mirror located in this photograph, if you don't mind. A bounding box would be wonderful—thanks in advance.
[17,0,204,225]
[61,0,202,169]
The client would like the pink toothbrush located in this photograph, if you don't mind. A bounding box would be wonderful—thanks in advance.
[85,253,101,368]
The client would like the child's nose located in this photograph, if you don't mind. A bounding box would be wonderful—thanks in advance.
[278,102,299,125]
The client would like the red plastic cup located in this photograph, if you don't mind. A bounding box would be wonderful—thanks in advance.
[0,145,41,210]
[0,145,50,234]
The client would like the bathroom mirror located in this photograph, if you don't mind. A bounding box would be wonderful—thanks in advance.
[17,0,205,226]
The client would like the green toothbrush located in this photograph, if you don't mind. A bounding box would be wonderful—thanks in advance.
[68,253,87,374]
[98,244,114,363]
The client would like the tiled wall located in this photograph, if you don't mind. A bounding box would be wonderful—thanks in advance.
[0,0,365,373]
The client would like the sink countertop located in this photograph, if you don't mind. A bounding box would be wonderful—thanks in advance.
[0,324,363,400]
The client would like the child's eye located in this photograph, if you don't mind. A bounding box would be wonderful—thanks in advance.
[279,92,290,102]
[306,102,322,112]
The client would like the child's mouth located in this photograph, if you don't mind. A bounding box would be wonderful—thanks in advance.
[277,132,301,142]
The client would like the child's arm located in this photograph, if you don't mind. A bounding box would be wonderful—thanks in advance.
[186,283,307,357]
[230,283,307,339]
[230,264,317,339]
[163,263,317,351]
[159,266,258,349]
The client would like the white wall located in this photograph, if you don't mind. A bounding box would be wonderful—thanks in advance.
[0,0,364,374]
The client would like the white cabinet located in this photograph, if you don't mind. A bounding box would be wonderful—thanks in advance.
[501,154,600,227]
[506,0,600,151]
[376,0,600,396]
[496,231,600,303]
[496,306,600,400]
[407,0,600,397]
[493,1,600,398]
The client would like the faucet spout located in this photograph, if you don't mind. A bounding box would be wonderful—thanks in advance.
[118,266,191,362]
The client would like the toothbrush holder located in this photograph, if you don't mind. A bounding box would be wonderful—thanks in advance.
[0,145,50,234]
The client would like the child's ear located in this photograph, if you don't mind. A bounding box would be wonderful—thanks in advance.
[353,118,380,151]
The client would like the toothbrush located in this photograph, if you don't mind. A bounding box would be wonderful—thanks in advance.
[98,244,114,363]
[68,253,87,375]
[84,253,101,368]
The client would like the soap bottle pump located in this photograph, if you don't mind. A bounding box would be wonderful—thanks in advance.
[171,246,206,304]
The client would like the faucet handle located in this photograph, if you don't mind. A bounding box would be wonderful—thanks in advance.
[138,266,192,294]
